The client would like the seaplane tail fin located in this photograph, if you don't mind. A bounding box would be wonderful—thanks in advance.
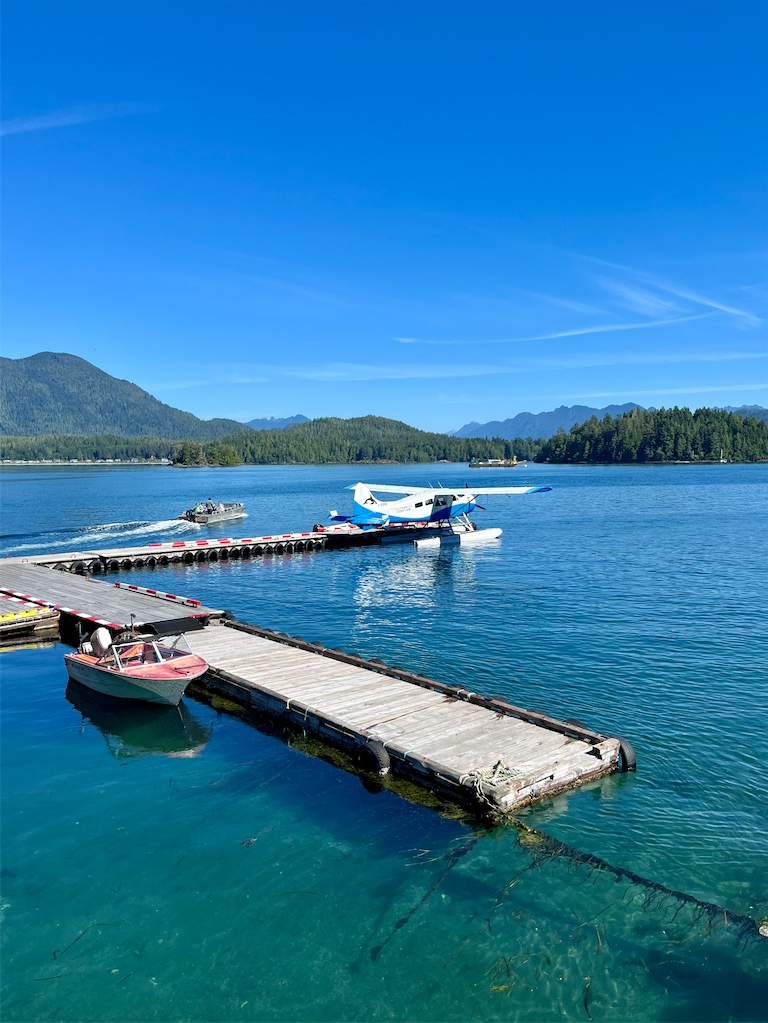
[347,483,388,526]
[350,482,378,505]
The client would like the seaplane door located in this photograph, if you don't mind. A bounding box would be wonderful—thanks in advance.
[429,493,455,522]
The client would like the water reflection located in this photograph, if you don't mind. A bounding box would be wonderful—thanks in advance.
[353,546,479,613]
[65,680,211,759]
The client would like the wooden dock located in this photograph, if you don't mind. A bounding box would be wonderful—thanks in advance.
[2,522,462,573]
[2,530,332,573]
[0,561,223,639]
[186,621,629,816]
[0,560,635,818]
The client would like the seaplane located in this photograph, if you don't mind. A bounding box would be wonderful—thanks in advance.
[325,481,552,547]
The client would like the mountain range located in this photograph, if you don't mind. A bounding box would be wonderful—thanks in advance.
[245,415,310,431]
[1,352,766,440]
[451,403,768,438]
[450,403,642,439]
[0,353,308,439]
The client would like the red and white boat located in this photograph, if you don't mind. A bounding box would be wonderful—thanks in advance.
[64,627,208,706]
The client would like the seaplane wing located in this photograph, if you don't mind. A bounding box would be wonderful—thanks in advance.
[468,485,552,495]
[348,483,551,497]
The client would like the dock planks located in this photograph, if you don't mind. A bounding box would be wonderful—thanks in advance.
[0,559,626,817]
[0,562,222,630]
[185,623,621,814]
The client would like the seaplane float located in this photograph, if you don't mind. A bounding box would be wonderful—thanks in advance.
[327,481,551,548]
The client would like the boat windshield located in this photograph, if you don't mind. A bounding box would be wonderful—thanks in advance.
[109,634,194,669]
[154,634,194,659]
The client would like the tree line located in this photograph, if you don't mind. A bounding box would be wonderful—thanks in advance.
[0,419,539,465]
[537,407,768,463]
[2,409,766,466]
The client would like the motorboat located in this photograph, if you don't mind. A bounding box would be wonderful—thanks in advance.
[179,501,246,525]
[64,627,209,706]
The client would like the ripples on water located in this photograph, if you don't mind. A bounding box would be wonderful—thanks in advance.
[1,463,767,1021]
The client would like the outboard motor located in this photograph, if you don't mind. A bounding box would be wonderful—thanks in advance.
[90,627,113,658]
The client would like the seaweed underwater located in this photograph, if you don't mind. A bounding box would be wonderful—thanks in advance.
[507,817,768,948]
[366,817,768,979]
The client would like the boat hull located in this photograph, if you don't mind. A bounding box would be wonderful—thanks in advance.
[64,654,206,706]
[180,511,247,525]
[178,502,246,525]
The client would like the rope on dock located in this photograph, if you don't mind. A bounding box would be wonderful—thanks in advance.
[460,760,522,805]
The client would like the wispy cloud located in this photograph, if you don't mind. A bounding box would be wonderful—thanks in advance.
[150,373,270,390]
[517,348,768,372]
[278,344,768,382]
[244,273,355,308]
[284,362,505,382]
[0,102,154,136]
[144,380,211,393]
[564,383,768,401]
[221,375,270,385]
[597,278,683,317]
[395,313,711,346]
[581,254,762,327]
[515,289,605,316]
[163,266,360,312]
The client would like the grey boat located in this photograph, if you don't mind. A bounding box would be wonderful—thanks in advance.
[179,501,246,525]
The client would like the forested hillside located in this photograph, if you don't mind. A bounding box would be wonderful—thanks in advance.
[0,353,252,440]
[0,418,544,465]
[3,398,766,467]
[537,407,768,463]
[171,416,545,465]
[1,434,178,462]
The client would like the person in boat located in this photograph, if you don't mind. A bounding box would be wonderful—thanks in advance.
[205,498,215,513]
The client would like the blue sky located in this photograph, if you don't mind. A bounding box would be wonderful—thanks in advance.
[3,1,766,432]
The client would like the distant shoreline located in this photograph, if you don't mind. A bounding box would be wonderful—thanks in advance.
[2,458,763,469]
[1,459,170,467]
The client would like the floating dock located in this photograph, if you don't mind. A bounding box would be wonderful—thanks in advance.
[0,560,634,818]
[0,562,223,641]
[3,522,478,573]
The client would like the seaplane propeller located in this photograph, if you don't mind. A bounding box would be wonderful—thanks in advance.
[462,483,484,509]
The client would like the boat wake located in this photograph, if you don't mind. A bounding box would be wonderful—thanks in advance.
[0,518,196,557]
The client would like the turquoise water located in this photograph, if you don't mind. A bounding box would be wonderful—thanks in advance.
[1,463,767,1022]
